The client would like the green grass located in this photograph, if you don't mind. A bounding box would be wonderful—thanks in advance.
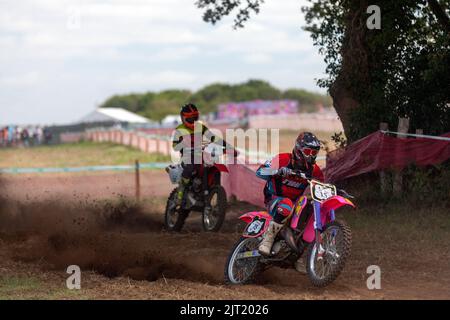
[343,204,450,243]
[0,276,91,300]
[0,142,171,168]
[0,276,42,299]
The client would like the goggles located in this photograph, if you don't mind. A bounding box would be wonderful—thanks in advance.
[184,115,199,124]
[301,148,319,157]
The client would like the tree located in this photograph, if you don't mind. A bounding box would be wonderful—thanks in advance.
[100,79,330,121]
[196,0,450,141]
[282,88,332,112]
[143,90,192,121]
[100,94,147,113]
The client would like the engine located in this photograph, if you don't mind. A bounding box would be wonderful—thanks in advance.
[191,177,202,193]
[271,240,291,258]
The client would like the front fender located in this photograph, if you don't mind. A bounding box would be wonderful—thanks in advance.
[302,196,355,244]
[321,195,355,213]
[239,211,272,238]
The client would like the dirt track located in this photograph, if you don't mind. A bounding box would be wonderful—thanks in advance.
[1,171,449,300]
[0,171,172,203]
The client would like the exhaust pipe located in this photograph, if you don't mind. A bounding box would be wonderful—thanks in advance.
[280,227,300,254]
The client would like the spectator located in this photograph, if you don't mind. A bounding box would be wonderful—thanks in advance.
[43,127,52,144]
[28,126,36,146]
[21,127,29,147]
[14,126,22,145]
[9,125,16,146]
[0,126,6,146]
[36,126,43,145]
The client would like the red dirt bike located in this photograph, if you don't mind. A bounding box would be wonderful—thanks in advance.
[164,143,229,232]
[224,169,355,287]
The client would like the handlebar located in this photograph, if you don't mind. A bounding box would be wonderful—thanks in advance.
[183,143,238,160]
[285,169,355,198]
[288,169,311,180]
[184,143,238,155]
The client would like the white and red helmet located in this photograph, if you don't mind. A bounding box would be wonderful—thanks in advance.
[292,132,321,169]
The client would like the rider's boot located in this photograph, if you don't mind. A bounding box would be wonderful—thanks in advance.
[175,177,190,206]
[258,220,283,256]
[295,258,307,274]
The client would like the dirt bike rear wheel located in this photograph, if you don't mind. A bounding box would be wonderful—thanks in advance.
[202,185,227,232]
[224,237,261,284]
[305,220,352,287]
[164,188,190,232]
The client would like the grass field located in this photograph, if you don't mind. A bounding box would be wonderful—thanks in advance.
[0,142,171,168]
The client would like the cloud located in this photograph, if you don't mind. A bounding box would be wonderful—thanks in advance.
[0,72,40,87]
[116,71,198,91]
[0,0,313,60]
[242,53,272,64]
[0,0,327,124]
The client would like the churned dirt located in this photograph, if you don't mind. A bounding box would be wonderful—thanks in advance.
[0,172,449,300]
[0,171,172,203]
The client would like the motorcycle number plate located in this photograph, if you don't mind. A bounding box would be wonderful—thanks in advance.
[246,219,265,236]
[311,181,336,202]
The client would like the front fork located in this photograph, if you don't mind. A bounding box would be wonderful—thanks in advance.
[202,166,209,196]
[313,200,336,259]
[202,166,212,212]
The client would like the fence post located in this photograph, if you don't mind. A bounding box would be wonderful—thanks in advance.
[393,117,410,196]
[135,159,140,202]
[379,122,389,194]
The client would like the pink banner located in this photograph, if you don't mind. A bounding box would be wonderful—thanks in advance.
[222,163,265,207]
[325,131,450,182]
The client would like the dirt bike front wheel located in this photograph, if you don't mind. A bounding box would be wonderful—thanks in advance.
[224,237,261,284]
[306,220,352,287]
[202,185,227,232]
[164,188,190,232]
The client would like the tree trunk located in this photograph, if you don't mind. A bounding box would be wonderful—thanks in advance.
[330,78,360,139]
[329,0,371,142]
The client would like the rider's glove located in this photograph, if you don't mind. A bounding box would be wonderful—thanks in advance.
[277,167,292,177]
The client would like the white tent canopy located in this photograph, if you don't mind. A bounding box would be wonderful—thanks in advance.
[161,114,181,126]
[78,108,151,124]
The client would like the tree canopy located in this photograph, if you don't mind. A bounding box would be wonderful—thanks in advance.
[99,79,332,121]
[196,0,450,141]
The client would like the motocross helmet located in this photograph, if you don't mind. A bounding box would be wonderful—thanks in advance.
[292,132,321,170]
[180,103,199,130]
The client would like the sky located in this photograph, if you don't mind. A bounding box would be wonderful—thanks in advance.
[0,0,327,125]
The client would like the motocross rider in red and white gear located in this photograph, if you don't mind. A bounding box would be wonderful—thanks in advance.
[256,132,324,256]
